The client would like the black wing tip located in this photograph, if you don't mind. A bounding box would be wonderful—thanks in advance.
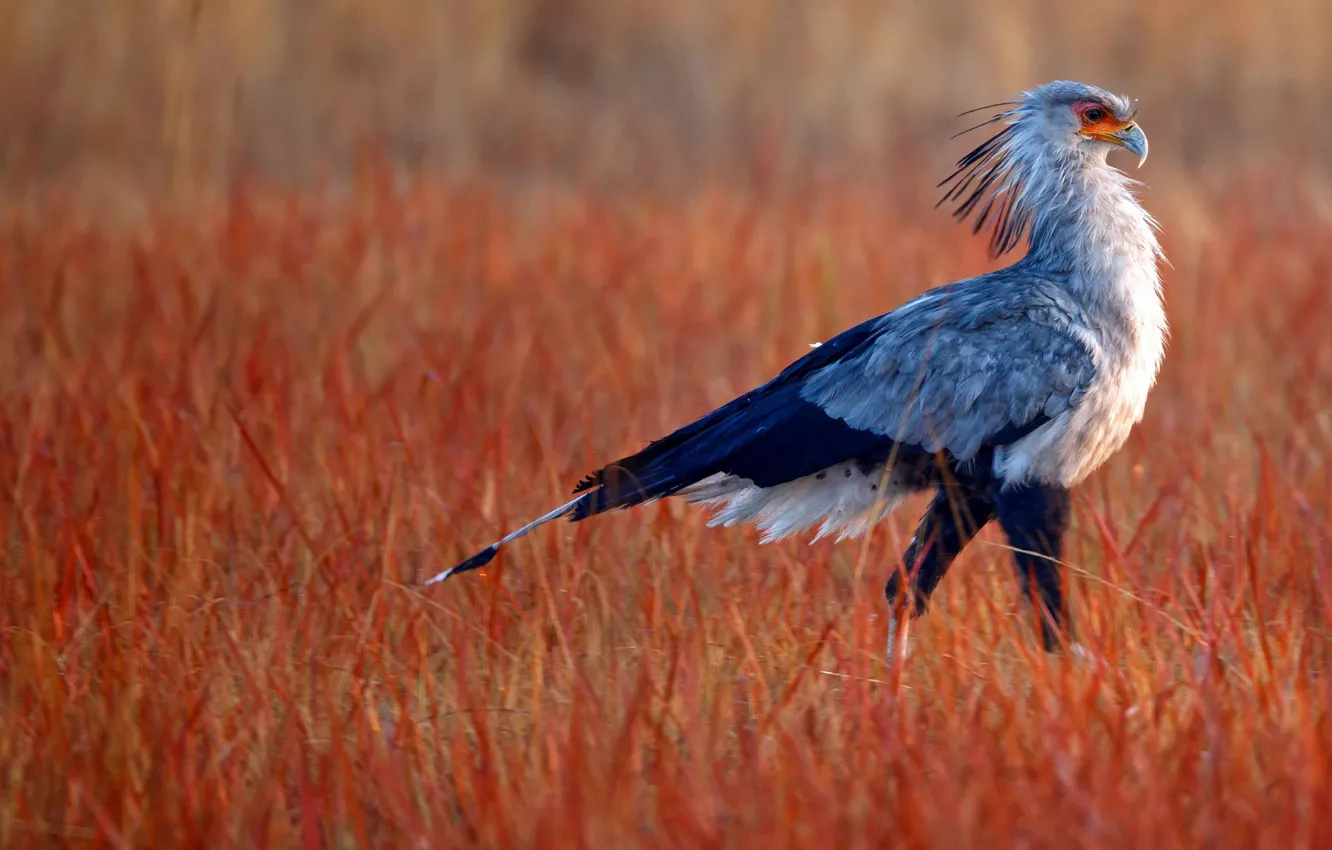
[424,544,499,585]
[568,463,659,520]
[572,471,600,494]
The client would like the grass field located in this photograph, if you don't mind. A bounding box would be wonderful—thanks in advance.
[6,1,1332,847]
[5,168,1332,847]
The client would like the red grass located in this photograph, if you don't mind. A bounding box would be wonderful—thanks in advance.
[3,168,1332,847]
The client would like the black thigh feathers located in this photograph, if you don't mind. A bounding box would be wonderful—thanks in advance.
[886,472,1076,651]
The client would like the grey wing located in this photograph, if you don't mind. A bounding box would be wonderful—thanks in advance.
[800,308,1095,463]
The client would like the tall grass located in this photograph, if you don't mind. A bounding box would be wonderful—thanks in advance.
[3,166,1332,845]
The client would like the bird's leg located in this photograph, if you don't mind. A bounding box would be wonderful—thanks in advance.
[884,483,996,663]
[994,483,1074,652]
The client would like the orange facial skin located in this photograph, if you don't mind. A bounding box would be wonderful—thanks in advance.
[1073,99,1136,144]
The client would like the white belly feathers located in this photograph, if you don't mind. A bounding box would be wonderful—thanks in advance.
[680,461,916,544]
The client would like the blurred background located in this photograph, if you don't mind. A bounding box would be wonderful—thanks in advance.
[5,0,1332,200]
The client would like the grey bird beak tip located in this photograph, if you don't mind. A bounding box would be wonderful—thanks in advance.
[1115,123,1149,169]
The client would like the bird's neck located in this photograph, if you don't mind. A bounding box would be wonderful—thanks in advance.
[1022,152,1164,308]
[1011,151,1166,380]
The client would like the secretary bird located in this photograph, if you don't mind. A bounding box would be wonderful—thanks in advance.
[428,80,1165,661]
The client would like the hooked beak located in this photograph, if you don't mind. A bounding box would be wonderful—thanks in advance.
[1107,122,1149,168]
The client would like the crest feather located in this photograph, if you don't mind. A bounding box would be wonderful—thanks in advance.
[936,109,1033,259]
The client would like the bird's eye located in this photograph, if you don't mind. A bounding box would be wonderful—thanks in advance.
[1081,107,1106,124]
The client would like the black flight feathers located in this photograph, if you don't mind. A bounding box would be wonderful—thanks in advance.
[570,314,888,518]
[567,315,1049,523]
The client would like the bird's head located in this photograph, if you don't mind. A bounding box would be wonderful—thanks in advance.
[938,80,1150,258]
[1019,80,1148,168]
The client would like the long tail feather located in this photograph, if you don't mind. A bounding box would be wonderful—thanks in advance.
[425,543,499,584]
[425,496,586,585]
